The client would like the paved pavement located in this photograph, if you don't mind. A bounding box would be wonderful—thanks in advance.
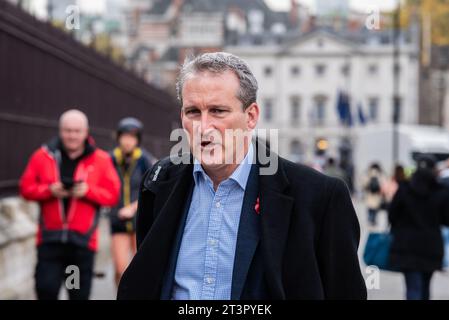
[86,216,116,300]
[85,199,449,300]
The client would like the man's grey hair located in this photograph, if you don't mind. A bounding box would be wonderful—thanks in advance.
[176,52,258,110]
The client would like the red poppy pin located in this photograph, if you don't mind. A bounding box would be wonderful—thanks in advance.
[254,197,260,215]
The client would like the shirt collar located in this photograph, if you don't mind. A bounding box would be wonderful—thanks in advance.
[193,142,254,190]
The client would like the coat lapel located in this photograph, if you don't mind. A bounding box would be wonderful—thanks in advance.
[259,157,294,299]
[231,163,260,299]
[160,181,194,299]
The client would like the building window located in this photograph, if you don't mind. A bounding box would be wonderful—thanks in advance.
[310,95,327,126]
[264,66,273,77]
[316,103,325,125]
[290,139,303,163]
[368,97,379,121]
[313,95,327,126]
[393,62,401,75]
[315,64,326,77]
[341,64,350,76]
[264,98,273,122]
[290,65,300,77]
[290,96,301,125]
[368,63,378,75]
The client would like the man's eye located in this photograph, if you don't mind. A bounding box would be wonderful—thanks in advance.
[185,109,200,115]
[211,109,225,114]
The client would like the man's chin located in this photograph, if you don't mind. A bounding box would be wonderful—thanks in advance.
[192,146,221,164]
[198,154,225,167]
[64,145,83,152]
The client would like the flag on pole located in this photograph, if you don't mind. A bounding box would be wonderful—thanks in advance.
[358,102,367,125]
[336,90,352,126]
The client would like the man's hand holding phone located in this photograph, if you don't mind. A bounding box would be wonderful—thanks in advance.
[50,182,70,199]
[71,181,89,198]
[52,179,88,199]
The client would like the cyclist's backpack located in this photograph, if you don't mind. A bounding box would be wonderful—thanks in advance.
[367,176,381,193]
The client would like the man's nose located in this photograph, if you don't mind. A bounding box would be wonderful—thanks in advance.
[200,113,213,133]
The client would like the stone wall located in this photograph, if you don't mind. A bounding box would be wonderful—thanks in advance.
[0,198,115,300]
[0,197,38,299]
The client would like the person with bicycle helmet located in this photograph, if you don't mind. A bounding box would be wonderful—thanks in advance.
[109,117,155,286]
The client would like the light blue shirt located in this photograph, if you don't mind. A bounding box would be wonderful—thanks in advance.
[172,144,254,300]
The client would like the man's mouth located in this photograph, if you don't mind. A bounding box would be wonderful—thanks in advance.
[201,141,212,148]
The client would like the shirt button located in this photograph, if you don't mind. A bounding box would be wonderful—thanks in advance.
[206,277,214,284]
[208,239,217,246]
[215,202,221,208]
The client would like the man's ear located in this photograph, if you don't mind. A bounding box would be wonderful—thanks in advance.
[245,102,259,130]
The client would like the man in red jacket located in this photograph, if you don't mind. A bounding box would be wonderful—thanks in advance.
[20,109,120,300]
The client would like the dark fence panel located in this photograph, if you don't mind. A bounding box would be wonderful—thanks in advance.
[0,1,180,195]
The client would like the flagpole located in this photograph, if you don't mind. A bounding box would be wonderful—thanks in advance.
[342,53,354,193]
[392,0,401,166]
[347,54,353,191]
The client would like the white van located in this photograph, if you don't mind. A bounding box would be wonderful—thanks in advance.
[354,124,449,183]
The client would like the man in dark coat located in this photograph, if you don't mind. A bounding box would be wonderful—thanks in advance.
[117,52,366,300]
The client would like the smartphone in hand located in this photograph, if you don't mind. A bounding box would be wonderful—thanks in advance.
[62,177,75,190]
[61,178,83,190]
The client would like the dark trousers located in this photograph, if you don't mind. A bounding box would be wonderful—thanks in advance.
[35,243,95,300]
[404,271,433,300]
[368,208,378,225]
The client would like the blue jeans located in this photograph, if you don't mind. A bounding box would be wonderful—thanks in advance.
[404,271,433,300]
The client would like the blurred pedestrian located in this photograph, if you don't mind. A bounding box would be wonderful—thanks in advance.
[20,109,121,300]
[438,158,449,270]
[109,117,155,287]
[323,157,345,181]
[382,164,407,206]
[362,163,386,226]
[438,158,449,188]
[388,155,449,300]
